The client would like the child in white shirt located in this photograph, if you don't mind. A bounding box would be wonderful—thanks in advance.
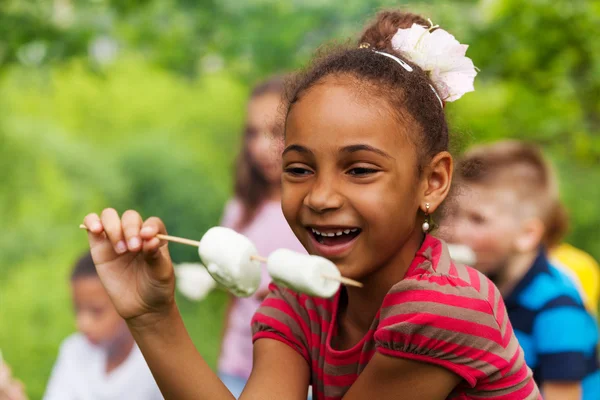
[43,252,163,400]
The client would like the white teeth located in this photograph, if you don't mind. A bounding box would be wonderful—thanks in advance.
[311,228,359,236]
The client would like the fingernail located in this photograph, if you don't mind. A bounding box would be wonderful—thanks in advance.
[140,227,152,235]
[129,237,140,250]
[92,222,102,231]
[116,240,127,254]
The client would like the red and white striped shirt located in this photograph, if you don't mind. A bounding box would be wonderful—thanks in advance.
[252,235,540,399]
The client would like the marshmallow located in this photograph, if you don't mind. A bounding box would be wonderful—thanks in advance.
[267,249,341,298]
[198,227,261,297]
[447,243,477,266]
[174,263,217,301]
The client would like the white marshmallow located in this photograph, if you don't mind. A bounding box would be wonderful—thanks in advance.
[447,243,477,266]
[267,249,341,298]
[198,227,261,297]
[174,263,217,301]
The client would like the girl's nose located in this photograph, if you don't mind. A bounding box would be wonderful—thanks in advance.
[303,175,344,214]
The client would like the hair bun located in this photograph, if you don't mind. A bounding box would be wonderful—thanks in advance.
[359,11,430,51]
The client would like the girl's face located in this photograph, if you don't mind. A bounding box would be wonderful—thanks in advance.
[246,92,284,185]
[281,78,426,280]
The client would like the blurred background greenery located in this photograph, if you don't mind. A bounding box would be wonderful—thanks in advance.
[0,0,598,398]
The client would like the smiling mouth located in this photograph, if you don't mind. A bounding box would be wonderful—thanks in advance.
[309,227,362,246]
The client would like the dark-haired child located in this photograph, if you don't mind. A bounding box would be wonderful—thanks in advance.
[81,10,540,399]
[441,140,600,400]
[43,252,163,400]
[218,75,307,398]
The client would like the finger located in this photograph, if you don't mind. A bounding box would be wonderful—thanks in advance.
[121,210,143,252]
[82,213,108,248]
[141,217,168,259]
[82,213,103,234]
[100,208,127,255]
[142,237,161,258]
[140,217,167,240]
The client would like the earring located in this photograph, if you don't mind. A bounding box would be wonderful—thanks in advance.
[422,203,431,232]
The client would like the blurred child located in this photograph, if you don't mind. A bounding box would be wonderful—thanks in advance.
[444,140,600,400]
[42,252,163,400]
[81,10,540,399]
[550,242,600,316]
[217,76,307,398]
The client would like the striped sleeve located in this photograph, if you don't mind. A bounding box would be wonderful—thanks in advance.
[251,283,311,363]
[373,274,522,388]
[533,296,599,381]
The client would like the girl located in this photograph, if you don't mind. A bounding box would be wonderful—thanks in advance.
[217,76,307,398]
[82,10,540,399]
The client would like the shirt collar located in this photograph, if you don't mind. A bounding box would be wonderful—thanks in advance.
[504,249,550,307]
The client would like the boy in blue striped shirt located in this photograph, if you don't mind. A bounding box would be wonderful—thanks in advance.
[440,140,600,400]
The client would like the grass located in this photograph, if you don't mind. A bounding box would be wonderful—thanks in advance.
[0,245,228,400]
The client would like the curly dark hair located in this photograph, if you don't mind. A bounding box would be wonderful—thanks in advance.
[284,10,449,174]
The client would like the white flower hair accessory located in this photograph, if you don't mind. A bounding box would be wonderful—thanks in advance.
[389,20,478,102]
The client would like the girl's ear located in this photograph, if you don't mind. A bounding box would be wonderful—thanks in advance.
[420,151,453,214]
[513,218,545,253]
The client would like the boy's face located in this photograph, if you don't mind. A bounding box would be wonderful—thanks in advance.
[442,183,523,277]
[72,277,129,347]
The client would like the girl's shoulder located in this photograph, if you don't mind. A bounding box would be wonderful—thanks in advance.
[373,237,524,388]
[400,235,499,312]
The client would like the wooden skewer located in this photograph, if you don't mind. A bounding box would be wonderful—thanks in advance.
[79,224,363,288]
[154,234,200,247]
[250,254,268,263]
[322,274,363,288]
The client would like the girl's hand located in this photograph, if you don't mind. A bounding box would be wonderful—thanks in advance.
[82,209,175,324]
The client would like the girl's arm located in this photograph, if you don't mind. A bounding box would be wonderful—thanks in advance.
[128,305,232,400]
[241,339,311,400]
[129,304,310,400]
[342,353,460,400]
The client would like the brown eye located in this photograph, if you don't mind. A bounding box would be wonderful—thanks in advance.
[348,167,378,176]
[284,167,312,176]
